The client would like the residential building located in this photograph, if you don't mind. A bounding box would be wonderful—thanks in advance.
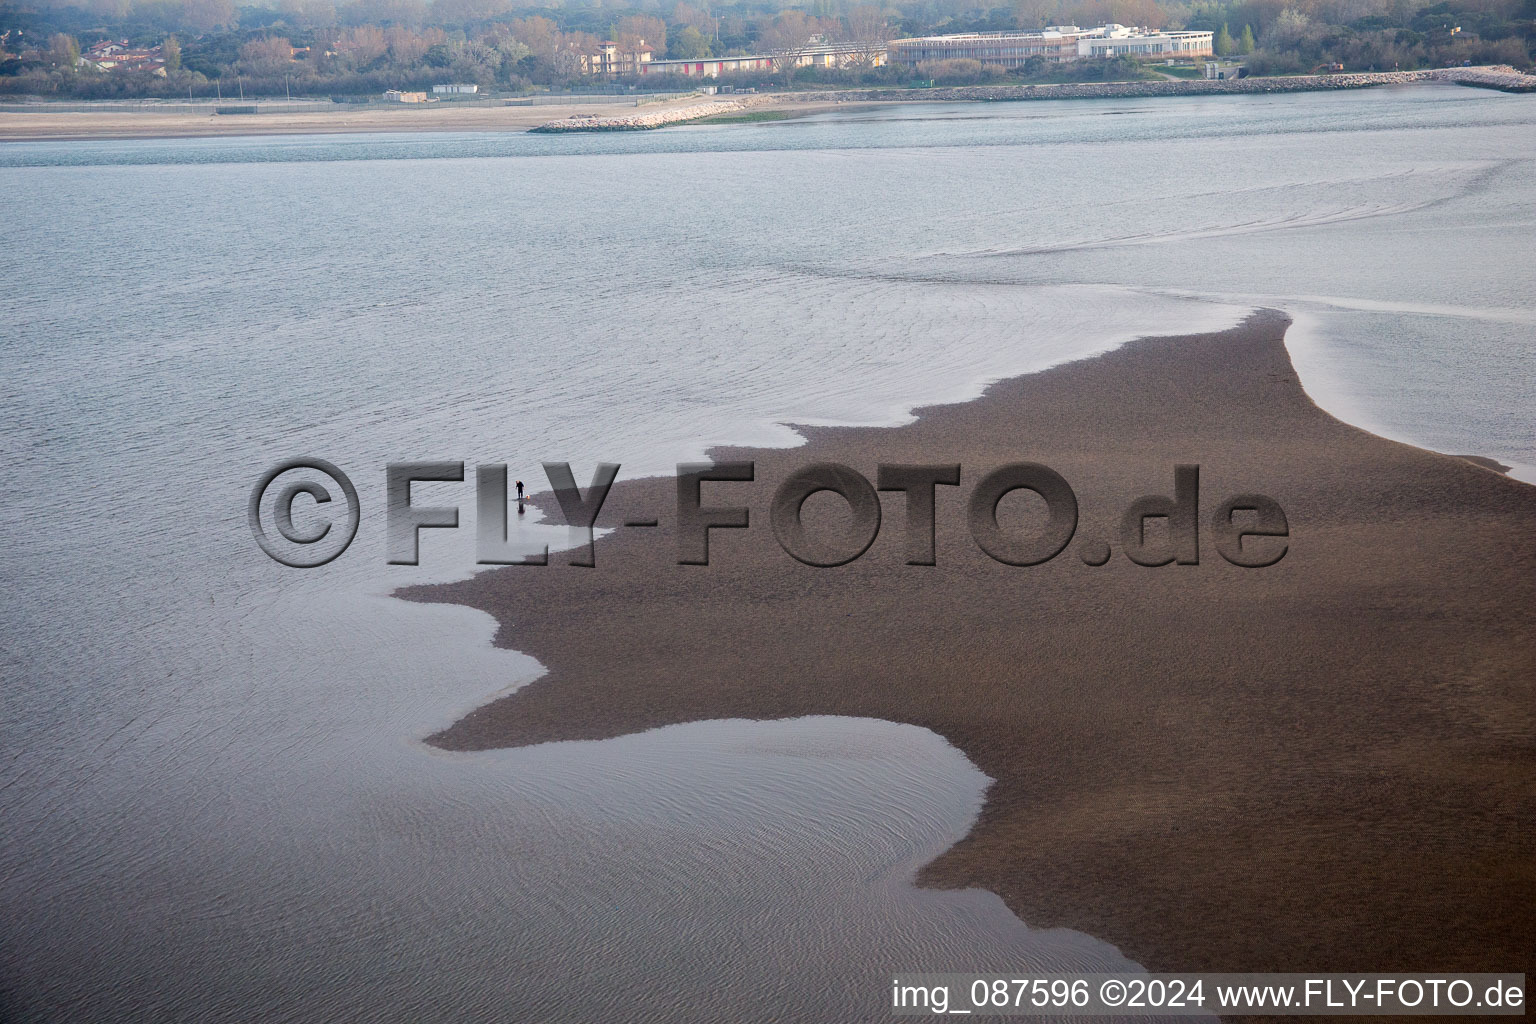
[81,39,168,75]
[579,40,654,76]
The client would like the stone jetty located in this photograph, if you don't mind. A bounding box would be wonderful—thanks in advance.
[530,96,771,133]
[1433,63,1536,91]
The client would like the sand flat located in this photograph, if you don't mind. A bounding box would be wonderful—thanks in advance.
[402,312,1536,973]
[0,95,729,141]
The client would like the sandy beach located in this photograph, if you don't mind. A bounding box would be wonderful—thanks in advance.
[402,312,1536,975]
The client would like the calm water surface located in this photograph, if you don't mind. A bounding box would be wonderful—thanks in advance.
[2,84,1532,1021]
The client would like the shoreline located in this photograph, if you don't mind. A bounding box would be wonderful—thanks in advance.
[0,94,706,142]
[398,311,1536,976]
[792,63,1536,106]
[3,66,1532,142]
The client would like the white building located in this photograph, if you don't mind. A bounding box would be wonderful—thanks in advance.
[888,24,1213,66]
[432,83,479,94]
[1077,25,1214,58]
[639,41,882,78]
[889,27,1089,66]
[640,55,775,77]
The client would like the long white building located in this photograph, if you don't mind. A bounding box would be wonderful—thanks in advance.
[1076,25,1214,58]
[887,24,1213,67]
[639,41,884,78]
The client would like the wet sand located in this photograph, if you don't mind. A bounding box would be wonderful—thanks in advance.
[0,96,713,141]
[401,311,1535,974]
[0,96,880,142]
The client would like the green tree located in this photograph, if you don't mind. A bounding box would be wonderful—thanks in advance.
[279,0,338,30]
[1214,22,1234,55]
[1239,24,1255,54]
[181,0,237,34]
[162,34,181,72]
[668,26,711,59]
[1013,0,1056,30]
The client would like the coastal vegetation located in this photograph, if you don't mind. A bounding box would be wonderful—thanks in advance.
[0,0,1529,97]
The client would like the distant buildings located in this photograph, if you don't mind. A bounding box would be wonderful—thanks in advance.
[800,41,887,69]
[382,90,429,103]
[888,25,1214,67]
[580,40,655,76]
[1077,25,1215,58]
[432,83,479,94]
[640,55,774,78]
[81,39,168,76]
[592,24,1208,80]
[637,41,883,78]
[888,27,1086,66]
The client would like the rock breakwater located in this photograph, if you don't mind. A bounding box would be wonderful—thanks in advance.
[531,95,772,132]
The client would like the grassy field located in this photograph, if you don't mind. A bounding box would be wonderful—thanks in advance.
[692,108,802,124]
[1016,68,1164,84]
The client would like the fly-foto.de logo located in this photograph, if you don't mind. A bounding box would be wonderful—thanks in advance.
[248,460,1288,571]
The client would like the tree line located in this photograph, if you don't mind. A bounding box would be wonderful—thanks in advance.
[1,0,1529,98]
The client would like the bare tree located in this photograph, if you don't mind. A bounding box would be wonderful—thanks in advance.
[48,32,80,68]
[338,25,388,66]
[384,25,445,64]
[614,14,665,56]
[671,2,712,34]
[757,10,819,82]
[238,36,294,75]
[552,30,598,76]
[841,4,895,68]
[510,15,560,62]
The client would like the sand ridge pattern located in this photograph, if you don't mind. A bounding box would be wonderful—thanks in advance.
[401,311,1536,976]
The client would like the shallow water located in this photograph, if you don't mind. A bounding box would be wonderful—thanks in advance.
[2,84,1532,1020]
